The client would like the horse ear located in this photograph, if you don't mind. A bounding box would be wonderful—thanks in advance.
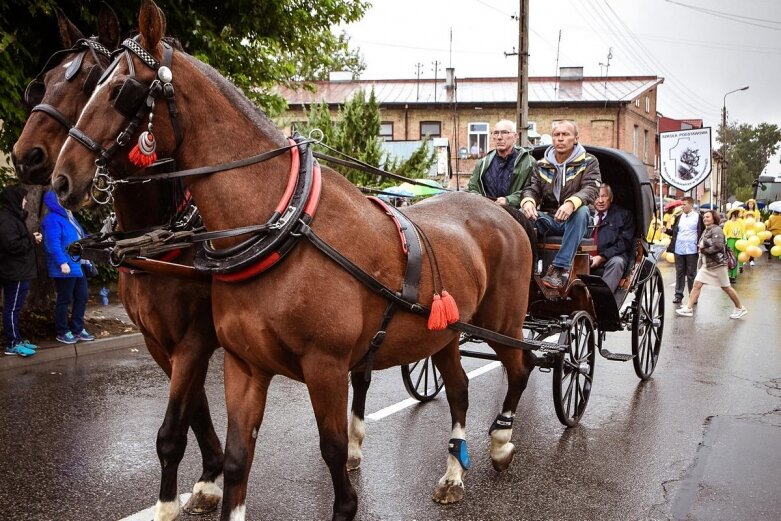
[55,7,85,48]
[97,2,121,49]
[139,0,165,54]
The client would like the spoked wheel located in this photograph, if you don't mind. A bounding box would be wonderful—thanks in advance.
[553,311,596,427]
[401,357,444,402]
[632,266,664,379]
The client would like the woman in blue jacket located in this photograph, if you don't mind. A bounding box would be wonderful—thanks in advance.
[41,191,94,344]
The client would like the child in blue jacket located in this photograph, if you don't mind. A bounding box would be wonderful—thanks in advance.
[41,191,95,344]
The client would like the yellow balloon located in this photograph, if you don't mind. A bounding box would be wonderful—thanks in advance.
[735,239,749,252]
[747,245,762,258]
[738,251,750,263]
[771,245,781,257]
[745,216,756,227]
[744,222,756,234]
[745,229,757,237]
[748,235,761,246]
[758,231,772,241]
[754,222,766,233]
[774,234,781,246]
[665,252,676,263]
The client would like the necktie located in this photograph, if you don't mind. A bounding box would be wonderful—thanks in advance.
[592,211,604,254]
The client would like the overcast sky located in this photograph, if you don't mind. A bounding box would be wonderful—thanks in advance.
[342,0,781,170]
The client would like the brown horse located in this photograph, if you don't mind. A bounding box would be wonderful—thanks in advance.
[12,7,224,519]
[51,1,535,519]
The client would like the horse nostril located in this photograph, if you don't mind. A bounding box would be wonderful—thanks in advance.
[27,147,46,167]
[52,175,70,197]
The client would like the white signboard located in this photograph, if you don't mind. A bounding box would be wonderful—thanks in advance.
[659,128,712,191]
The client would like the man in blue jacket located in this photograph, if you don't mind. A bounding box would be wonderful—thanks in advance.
[590,184,635,294]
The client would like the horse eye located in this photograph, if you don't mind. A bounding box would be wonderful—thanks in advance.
[109,84,122,101]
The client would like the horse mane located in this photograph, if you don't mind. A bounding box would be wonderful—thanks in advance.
[181,52,287,148]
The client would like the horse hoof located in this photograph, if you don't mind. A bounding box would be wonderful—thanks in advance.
[491,443,517,472]
[183,491,221,515]
[346,456,361,471]
[432,481,465,504]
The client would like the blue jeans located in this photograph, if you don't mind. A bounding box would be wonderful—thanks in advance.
[54,277,89,336]
[2,279,30,348]
[534,206,591,270]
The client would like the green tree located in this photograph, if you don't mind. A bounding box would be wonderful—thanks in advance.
[298,88,435,188]
[718,120,781,198]
[0,0,368,153]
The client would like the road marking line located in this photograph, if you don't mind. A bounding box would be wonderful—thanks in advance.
[366,361,502,421]
[118,494,190,521]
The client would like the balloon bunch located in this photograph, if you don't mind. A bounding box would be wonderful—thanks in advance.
[772,234,781,258]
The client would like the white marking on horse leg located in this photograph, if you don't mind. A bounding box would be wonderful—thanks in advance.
[153,498,181,521]
[439,422,466,486]
[228,504,247,521]
[490,410,515,463]
[192,479,223,498]
[347,411,365,470]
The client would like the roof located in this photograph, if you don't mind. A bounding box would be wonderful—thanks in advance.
[276,76,664,107]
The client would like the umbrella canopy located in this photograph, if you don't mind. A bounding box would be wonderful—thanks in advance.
[664,199,683,212]
[395,179,446,197]
[768,200,781,213]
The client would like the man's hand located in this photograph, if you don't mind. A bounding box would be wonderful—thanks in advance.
[590,255,606,269]
[60,263,71,275]
[522,201,538,220]
[554,200,575,222]
[495,197,507,205]
[32,232,42,244]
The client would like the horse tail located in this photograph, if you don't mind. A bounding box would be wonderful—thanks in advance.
[500,204,537,274]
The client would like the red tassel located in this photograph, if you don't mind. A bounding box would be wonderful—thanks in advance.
[441,290,460,324]
[427,293,447,331]
[128,131,157,167]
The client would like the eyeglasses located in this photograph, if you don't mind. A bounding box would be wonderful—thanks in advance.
[492,130,514,137]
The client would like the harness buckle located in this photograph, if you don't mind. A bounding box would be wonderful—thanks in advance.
[271,205,298,230]
[91,164,116,206]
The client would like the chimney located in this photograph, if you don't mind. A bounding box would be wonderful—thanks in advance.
[558,66,583,99]
[445,67,455,102]
[559,66,584,81]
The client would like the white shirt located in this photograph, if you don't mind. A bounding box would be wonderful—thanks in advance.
[674,211,699,255]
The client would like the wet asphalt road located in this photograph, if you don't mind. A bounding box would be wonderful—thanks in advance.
[1,258,780,521]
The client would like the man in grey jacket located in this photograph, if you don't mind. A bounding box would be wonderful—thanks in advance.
[467,120,534,207]
[521,120,601,289]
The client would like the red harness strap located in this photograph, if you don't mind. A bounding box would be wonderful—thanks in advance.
[367,196,409,255]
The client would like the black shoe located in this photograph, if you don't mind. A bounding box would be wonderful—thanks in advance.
[542,266,569,289]
[729,277,737,284]
[672,296,682,304]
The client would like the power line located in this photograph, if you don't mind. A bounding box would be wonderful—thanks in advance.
[664,0,781,30]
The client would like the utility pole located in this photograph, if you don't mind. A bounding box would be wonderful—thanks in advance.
[414,62,424,101]
[432,60,441,102]
[515,0,529,146]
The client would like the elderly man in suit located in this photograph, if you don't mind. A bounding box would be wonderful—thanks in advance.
[590,183,635,294]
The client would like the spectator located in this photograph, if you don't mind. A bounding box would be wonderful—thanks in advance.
[664,196,704,304]
[743,199,761,221]
[0,186,41,356]
[467,119,534,207]
[590,184,635,295]
[675,210,747,319]
[521,120,601,289]
[41,191,95,345]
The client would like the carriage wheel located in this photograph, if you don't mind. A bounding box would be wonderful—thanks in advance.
[401,357,444,402]
[553,311,596,427]
[631,267,664,380]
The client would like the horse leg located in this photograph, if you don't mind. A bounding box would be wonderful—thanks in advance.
[182,390,224,514]
[487,345,535,472]
[303,358,357,521]
[431,339,470,505]
[154,350,219,521]
[220,351,270,521]
[347,370,369,471]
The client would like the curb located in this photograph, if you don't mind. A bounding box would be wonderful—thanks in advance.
[1,332,144,372]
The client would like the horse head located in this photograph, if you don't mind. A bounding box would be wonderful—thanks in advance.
[12,4,119,186]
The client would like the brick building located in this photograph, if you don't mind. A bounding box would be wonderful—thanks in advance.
[275,67,662,188]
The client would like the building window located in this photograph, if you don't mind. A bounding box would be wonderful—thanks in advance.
[468,122,489,158]
[643,129,649,163]
[633,125,639,157]
[645,96,650,113]
[635,99,640,108]
[420,121,441,138]
[379,121,393,141]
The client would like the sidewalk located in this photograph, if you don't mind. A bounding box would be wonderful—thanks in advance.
[1,297,143,371]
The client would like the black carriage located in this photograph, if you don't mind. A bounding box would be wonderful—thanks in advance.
[401,145,666,427]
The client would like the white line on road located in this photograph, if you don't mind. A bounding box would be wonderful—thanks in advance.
[366,360,502,421]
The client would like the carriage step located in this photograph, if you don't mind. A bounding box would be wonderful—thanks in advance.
[599,349,634,361]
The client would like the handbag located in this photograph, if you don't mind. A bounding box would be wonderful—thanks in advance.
[724,245,737,270]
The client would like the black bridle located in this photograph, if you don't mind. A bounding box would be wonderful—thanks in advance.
[26,38,112,130]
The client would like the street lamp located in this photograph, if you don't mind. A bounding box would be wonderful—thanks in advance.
[720,86,749,210]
